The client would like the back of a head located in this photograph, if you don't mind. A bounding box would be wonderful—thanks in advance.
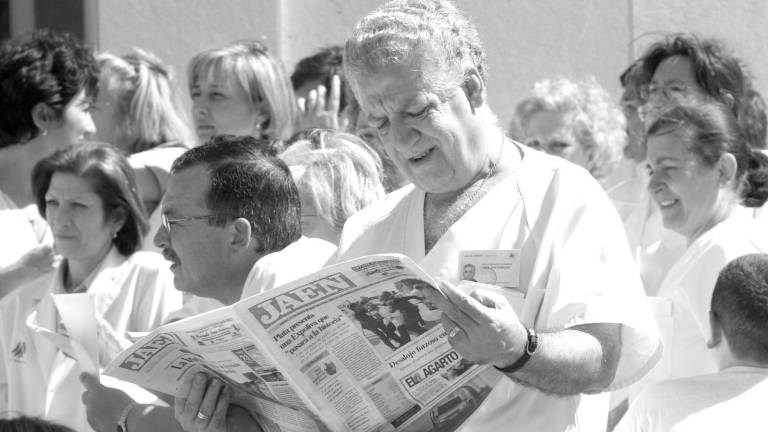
[281,129,385,230]
[97,48,193,153]
[344,0,487,98]
[172,134,301,254]
[0,29,98,148]
[0,416,76,432]
[291,45,349,112]
[647,102,768,208]
[188,40,297,141]
[711,253,768,363]
[640,33,765,150]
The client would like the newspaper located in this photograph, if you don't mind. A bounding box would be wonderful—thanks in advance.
[104,254,501,432]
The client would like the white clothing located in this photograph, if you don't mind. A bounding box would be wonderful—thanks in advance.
[615,366,768,432]
[605,160,686,296]
[242,236,337,298]
[129,144,187,253]
[0,248,182,431]
[0,188,52,271]
[334,145,661,432]
[654,210,768,382]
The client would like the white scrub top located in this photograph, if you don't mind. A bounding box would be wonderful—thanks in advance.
[334,144,661,431]
[0,188,53,271]
[654,210,768,382]
[241,235,337,299]
[615,366,768,432]
[0,248,182,431]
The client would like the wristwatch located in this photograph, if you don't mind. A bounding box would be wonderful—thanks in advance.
[493,326,539,374]
[116,402,139,432]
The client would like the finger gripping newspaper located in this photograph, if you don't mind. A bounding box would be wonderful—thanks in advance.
[105,254,500,432]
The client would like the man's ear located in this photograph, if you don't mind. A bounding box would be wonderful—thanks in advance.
[31,102,60,132]
[461,67,485,111]
[231,217,259,253]
[717,152,737,187]
[706,310,723,349]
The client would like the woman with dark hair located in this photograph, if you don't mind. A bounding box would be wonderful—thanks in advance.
[0,416,75,432]
[645,101,768,382]
[638,33,766,150]
[0,29,98,298]
[0,143,181,432]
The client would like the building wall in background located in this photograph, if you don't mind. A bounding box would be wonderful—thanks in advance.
[83,0,768,129]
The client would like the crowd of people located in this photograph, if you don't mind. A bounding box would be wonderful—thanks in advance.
[0,0,767,431]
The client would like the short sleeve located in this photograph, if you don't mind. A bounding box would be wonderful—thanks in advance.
[533,167,662,390]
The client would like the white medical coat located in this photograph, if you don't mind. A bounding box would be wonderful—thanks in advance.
[616,366,768,432]
[654,209,768,381]
[334,145,661,431]
[241,236,337,299]
[0,248,182,431]
[0,188,53,271]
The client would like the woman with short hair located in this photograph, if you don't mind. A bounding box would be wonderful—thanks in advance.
[280,129,385,245]
[0,29,98,298]
[0,143,182,431]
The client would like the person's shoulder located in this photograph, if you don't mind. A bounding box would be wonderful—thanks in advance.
[129,142,189,169]
[342,184,416,236]
[123,251,172,279]
[517,145,605,199]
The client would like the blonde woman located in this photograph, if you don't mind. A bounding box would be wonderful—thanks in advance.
[280,129,385,245]
[188,40,297,143]
[93,49,195,251]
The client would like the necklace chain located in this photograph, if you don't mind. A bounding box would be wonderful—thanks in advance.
[465,135,505,204]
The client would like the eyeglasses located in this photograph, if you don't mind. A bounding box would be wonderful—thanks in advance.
[639,82,691,102]
[160,213,230,232]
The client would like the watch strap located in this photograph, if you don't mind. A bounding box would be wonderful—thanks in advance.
[493,327,539,374]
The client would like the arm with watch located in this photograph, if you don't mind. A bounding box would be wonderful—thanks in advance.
[420,280,621,396]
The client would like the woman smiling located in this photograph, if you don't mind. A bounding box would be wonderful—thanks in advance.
[646,102,768,381]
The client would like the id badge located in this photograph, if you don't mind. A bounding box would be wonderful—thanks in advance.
[458,250,524,314]
[458,250,521,289]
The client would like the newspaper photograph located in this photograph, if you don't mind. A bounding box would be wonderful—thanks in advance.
[105,254,501,432]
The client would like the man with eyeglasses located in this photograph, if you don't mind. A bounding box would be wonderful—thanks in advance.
[80,135,336,432]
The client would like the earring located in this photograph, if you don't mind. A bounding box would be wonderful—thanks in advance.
[40,129,48,137]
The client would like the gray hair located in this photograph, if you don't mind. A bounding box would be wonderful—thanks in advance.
[514,77,626,181]
[281,130,385,231]
[344,0,487,98]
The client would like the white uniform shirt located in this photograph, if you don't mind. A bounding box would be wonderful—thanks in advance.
[616,366,768,432]
[334,145,661,431]
[241,236,337,298]
[0,248,182,431]
[0,188,52,270]
[650,210,768,382]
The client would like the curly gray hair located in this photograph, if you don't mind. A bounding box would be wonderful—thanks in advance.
[344,0,487,99]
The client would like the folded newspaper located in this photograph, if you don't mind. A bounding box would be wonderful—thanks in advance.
[104,254,501,432]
